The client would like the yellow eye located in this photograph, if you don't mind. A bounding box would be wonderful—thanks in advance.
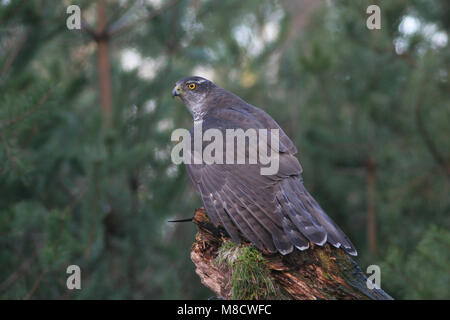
[188,83,196,90]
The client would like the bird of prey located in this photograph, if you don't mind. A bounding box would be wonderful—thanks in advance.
[172,76,357,256]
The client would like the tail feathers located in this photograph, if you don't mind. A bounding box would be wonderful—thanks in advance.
[288,178,358,256]
[271,232,294,255]
[274,177,358,256]
[275,198,310,251]
[276,183,327,246]
[324,220,358,256]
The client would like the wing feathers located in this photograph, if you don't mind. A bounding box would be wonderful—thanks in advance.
[228,177,282,229]
[198,184,220,226]
[200,171,241,243]
[222,184,278,253]
[217,190,266,251]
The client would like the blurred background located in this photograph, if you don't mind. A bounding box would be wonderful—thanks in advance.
[0,0,449,299]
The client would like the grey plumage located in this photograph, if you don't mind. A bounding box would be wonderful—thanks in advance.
[173,76,357,256]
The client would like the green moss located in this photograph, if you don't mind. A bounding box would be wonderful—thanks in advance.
[316,247,333,270]
[215,241,277,300]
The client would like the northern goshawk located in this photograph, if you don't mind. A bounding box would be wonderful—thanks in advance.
[172,76,357,256]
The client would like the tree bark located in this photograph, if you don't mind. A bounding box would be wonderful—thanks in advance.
[190,208,393,300]
[96,0,112,127]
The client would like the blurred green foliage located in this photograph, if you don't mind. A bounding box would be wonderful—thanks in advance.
[0,0,448,299]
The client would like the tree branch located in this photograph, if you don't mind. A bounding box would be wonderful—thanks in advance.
[80,18,97,39]
[108,0,180,38]
[1,86,55,128]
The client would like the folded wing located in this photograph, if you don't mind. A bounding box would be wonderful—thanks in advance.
[185,111,357,256]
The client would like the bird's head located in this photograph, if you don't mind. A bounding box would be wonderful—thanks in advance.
[172,76,216,120]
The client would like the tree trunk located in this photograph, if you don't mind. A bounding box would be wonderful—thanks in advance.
[190,208,393,300]
[96,0,112,127]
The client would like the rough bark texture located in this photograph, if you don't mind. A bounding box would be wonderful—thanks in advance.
[191,207,393,300]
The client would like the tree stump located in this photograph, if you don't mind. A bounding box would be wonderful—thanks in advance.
[190,208,393,300]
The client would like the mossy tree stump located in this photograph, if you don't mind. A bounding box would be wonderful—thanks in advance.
[190,208,393,300]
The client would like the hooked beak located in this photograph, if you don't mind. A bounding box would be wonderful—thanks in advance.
[172,85,181,98]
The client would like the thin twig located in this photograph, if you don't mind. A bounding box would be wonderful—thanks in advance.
[1,86,55,128]
[0,34,27,82]
[109,0,180,37]
[107,0,145,35]
[0,131,21,174]
[0,244,42,293]
[23,271,46,300]
[80,18,97,39]
[388,168,438,201]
